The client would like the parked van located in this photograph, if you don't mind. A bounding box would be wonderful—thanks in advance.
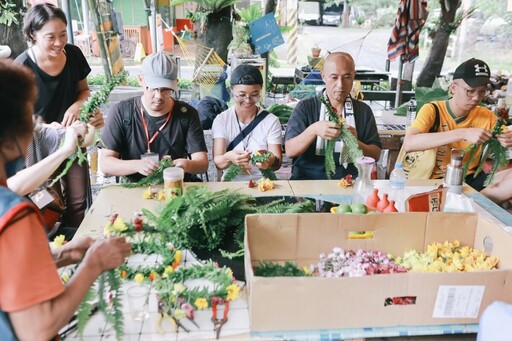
[298,1,322,26]
[322,4,343,26]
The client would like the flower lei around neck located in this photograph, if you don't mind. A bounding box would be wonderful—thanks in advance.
[56,210,241,339]
[319,93,363,179]
[223,149,277,181]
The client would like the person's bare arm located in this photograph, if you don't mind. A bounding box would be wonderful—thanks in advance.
[256,144,282,171]
[61,79,90,127]
[9,237,131,340]
[212,138,251,170]
[100,148,158,177]
[285,121,340,158]
[7,122,87,196]
[173,151,209,174]
[403,127,492,152]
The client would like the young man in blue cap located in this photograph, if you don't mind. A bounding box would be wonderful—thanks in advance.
[100,51,208,182]
[212,64,282,181]
[403,58,512,204]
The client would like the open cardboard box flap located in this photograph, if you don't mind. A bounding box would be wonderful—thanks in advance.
[244,213,512,331]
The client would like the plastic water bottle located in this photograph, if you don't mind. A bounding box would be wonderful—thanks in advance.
[406,98,417,128]
[389,162,407,212]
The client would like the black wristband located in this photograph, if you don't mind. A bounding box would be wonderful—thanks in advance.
[272,156,280,169]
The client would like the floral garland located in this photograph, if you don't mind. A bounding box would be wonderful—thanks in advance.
[319,95,363,179]
[154,261,240,332]
[223,149,277,182]
[464,119,509,186]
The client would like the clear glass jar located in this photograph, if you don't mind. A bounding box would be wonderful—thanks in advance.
[351,156,375,204]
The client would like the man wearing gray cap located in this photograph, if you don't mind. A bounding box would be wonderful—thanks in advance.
[403,58,512,204]
[100,51,208,182]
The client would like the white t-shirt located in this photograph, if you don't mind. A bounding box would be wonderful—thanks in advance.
[212,107,283,181]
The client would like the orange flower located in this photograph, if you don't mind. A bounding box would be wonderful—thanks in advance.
[121,270,127,279]
[149,272,157,282]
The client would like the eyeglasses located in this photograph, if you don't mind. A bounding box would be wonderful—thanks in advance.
[455,83,489,98]
[145,87,174,97]
[233,93,260,102]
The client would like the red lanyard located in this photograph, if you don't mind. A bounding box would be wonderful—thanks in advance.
[140,106,172,153]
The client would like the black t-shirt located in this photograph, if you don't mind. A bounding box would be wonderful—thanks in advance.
[15,44,91,123]
[102,97,208,182]
[284,96,382,180]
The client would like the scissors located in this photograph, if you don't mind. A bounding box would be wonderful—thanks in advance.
[211,299,230,339]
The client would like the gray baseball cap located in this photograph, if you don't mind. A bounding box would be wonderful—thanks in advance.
[141,51,178,90]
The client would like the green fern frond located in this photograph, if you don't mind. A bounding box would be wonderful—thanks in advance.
[77,287,95,337]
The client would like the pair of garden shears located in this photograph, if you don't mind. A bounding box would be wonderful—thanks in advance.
[211,299,230,339]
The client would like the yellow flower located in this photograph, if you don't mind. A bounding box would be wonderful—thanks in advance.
[143,186,153,199]
[173,309,186,319]
[156,190,166,201]
[60,271,71,284]
[174,250,182,263]
[163,266,174,275]
[134,273,145,283]
[194,297,208,310]
[52,235,66,249]
[226,284,240,301]
[226,268,233,278]
[172,283,186,295]
[303,266,311,275]
[112,217,128,232]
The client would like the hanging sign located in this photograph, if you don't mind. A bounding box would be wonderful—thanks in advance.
[249,13,285,55]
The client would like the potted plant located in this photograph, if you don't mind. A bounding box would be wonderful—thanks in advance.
[311,45,321,58]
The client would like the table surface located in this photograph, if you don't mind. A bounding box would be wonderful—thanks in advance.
[70,180,509,340]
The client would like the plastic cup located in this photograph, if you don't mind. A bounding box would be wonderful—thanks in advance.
[163,167,184,198]
[127,285,150,320]
[141,152,159,164]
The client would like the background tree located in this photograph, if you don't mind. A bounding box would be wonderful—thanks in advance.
[0,0,26,59]
[416,0,473,87]
[174,0,239,63]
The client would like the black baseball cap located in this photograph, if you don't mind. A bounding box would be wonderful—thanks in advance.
[453,58,491,88]
[230,64,263,86]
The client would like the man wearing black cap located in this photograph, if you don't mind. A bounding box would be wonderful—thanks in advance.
[403,58,512,203]
[284,52,382,180]
[211,64,282,181]
[100,51,208,182]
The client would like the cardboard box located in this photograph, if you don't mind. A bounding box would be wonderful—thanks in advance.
[244,213,512,332]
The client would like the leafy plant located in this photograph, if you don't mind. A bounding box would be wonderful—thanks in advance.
[88,74,139,87]
[0,0,19,26]
[143,186,315,253]
[395,78,449,117]
[254,261,309,277]
[268,103,293,125]
[171,0,239,13]
[464,119,509,186]
[178,79,194,90]
[237,4,262,23]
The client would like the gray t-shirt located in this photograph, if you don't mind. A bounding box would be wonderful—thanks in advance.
[284,95,381,180]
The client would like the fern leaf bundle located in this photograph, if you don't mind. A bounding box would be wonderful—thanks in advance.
[319,96,363,179]
[122,157,174,188]
[223,150,277,181]
[464,119,509,186]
